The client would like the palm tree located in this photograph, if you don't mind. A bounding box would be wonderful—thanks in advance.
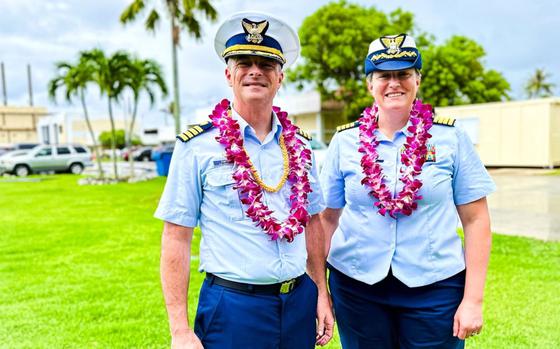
[124,57,168,176]
[82,49,132,179]
[525,68,556,99]
[47,56,105,179]
[120,0,218,134]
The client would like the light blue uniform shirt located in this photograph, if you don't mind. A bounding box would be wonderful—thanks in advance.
[155,109,325,284]
[321,121,496,287]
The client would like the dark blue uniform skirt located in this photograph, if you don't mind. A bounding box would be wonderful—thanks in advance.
[194,273,318,349]
[329,266,465,349]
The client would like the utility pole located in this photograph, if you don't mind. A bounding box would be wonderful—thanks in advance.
[27,64,34,106]
[1,62,7,106]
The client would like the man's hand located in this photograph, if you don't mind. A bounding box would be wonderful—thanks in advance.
[171,329,204,349]
[453,299,483,340]
[315,292,335,346]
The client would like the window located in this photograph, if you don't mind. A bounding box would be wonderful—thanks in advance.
[74,146,87,153]
[36,148,52,157]
[41,125,50,144]
[57,147,71,155]
[144,129,158,135]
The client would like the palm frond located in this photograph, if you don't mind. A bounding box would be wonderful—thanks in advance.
[120,0,146,23]
[145,9,160,31]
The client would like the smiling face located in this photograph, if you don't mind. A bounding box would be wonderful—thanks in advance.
[367,68,421,114]
[225,55,284,106]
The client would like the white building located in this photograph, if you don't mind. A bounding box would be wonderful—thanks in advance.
[37,113,138,146]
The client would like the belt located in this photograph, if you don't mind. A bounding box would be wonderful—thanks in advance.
[206,273,305,295]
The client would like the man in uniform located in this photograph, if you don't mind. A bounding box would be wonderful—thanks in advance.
[155,11,334,349]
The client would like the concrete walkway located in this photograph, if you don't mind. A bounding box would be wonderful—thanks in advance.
[487,169,560,241]
[83,161,156,178]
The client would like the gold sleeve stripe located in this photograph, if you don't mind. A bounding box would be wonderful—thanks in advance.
[433,116,456,126]
[185,129,195,138]
[296,129,312,140]
[176,122,215,142]
[336,122,359,132]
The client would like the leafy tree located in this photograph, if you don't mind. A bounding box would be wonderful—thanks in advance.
[420,36,510,106]
[289,1,417,119]
[120,0,218,134]
[47,55,105,179]
[99,129,128,149]
[525,68,555,98]
[291,1,510,120]
[124,57,168,176]
[82,49,132,179]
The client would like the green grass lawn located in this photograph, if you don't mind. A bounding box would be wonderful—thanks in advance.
[1,175,559,348]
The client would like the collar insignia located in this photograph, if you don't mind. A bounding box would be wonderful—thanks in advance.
[241,18,269,44]
[380,34,406,55]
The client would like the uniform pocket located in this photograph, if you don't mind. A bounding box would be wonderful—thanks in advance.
[205,166,244,220]
[420,162,453,205]
[194,280,225,340]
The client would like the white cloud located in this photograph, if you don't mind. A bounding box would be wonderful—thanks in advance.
[1,0,558,125]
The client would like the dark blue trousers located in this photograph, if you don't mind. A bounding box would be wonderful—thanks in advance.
[329,266,465,349]
[194,273,318,349]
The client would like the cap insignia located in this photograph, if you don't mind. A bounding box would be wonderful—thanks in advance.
[380,34,406,55]
[241,18,269,44]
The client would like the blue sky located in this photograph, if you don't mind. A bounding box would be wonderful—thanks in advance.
[1,0,558,128]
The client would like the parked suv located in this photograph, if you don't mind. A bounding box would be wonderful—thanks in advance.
[0,144,92,176]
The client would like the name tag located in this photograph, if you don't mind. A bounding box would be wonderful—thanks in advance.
[213,159,229,167]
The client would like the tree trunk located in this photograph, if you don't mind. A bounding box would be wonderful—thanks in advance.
[170,13,181,134]
[127,98,139,178]
[108,98,119,179]
[80,89,104,179]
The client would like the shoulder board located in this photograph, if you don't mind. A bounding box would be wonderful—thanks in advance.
[432,116,456,127]
[176,121,214,142]
[336,121,360,133]
[296,128,312,141]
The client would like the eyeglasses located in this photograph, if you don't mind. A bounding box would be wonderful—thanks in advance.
[373,71,414,82]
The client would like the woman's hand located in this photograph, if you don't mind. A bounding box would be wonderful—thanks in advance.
[453,299,483,339]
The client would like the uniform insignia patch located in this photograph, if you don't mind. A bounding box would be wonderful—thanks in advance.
[380,34,406,55]
[241,18,269,44]
[432,116,456,127]
[336,121,360,133]
[425,144,436,162]
[176,121,215,142]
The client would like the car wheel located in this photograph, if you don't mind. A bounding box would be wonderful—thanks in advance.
[69,163,84,175]
[14,165,30,177]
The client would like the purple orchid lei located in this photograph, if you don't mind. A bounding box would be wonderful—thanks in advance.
[209,99,312,242]
[358,99,434,218]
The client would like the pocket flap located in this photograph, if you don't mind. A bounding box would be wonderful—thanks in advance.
[206,170,236,187]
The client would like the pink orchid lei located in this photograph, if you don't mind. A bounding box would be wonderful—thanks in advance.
[209,99,312,242]
[358,99,433,218]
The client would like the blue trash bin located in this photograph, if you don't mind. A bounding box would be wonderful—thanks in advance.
[153,150,173,176]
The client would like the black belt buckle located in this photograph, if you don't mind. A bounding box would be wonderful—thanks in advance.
[279,278,297,294]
